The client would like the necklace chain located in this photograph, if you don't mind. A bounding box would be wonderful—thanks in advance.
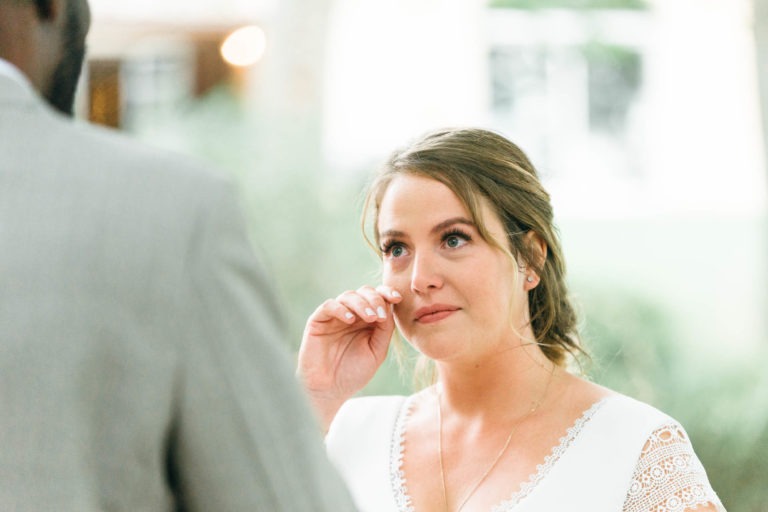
[437,368,554,512]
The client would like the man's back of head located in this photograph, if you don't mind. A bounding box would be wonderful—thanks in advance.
[0,0,89,115]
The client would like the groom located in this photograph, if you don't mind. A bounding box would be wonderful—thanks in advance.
[0,0,354,510]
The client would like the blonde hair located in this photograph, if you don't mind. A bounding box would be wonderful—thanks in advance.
[363,128,586,369]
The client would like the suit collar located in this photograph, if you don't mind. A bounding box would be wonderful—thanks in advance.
[0,58,31,87]
[0,57,44,110]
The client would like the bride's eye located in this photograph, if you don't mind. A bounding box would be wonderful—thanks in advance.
[382,240,408,258]
[442,229,471,249]
[445,236,463,249]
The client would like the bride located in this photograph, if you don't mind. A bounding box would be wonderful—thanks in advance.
[298,128,725,512]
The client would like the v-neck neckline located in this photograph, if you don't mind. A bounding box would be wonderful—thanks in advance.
[388,394,612,512]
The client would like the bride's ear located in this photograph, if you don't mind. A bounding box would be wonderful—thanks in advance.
[522,231,547,290]
[526,231,547,268]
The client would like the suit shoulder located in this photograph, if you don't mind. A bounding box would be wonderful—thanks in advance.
[63,118,229,191]
[35,118,246,244]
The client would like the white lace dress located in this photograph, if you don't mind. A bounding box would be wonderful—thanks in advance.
[325,394,725,512]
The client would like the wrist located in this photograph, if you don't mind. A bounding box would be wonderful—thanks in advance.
[295,370,349,433]
[308,393,347,435]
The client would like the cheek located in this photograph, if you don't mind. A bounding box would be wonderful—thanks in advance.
[381,264,405,289]
[381,265,392,284]
[382,267,411,331]
[476,269,518,311]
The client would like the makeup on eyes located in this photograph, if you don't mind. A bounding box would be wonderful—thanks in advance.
[440,227,472,248]
[380,222,476,257]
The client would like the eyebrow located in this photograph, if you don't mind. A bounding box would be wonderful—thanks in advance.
[379,217,476,240]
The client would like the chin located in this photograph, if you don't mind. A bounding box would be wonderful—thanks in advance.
[406,334,463,361]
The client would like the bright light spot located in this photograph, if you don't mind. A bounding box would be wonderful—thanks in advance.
[220,25,267,67]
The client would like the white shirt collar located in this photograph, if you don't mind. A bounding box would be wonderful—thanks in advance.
[0,57,34,90]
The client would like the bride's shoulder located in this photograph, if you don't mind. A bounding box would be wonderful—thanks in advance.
[559,374,674,428]
[330,394,410,430]
[553,372,614,415]
[326,394,411,459]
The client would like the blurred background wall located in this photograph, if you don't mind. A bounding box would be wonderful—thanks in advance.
[81,0,767,508]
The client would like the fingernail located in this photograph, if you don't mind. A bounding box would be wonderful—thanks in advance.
[377,306,386,319]
[345,312,355,320]
[365,308,376,317]
[391,290,401,298]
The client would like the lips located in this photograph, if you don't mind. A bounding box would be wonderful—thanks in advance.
[413,304,460,324]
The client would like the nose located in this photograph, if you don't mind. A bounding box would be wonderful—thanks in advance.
[410,251,443,294]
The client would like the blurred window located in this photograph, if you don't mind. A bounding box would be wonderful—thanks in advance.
[487,8,648,179]
[122,45,194,131]
[88,59,121,128]
[584,43,642,134]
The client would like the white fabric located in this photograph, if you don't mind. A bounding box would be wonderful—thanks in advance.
[0,57,31,88]
[622,424,721,512]
[326,393,725,512]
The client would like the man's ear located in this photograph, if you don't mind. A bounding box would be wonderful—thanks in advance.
[33,0,56,21]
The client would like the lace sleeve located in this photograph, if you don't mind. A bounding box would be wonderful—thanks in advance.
[622,423,726,512]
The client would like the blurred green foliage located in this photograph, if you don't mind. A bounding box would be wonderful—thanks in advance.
[489,0,648,10]
[578,286,768,512]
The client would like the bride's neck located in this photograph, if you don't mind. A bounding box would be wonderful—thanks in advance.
[435,344,557,421]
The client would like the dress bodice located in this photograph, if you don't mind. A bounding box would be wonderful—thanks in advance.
[325,393,724,512]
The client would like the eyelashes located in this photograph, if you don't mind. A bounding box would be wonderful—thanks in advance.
[441,228,472,245]
[380,227,473,256]
[380,239,402,256]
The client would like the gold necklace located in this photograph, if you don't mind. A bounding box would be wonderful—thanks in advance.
[437,368,554,512]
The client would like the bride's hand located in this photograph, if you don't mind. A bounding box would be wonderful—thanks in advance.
[298,285,402,430]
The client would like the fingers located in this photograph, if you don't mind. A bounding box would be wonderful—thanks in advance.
[375,285,402,304]
[309,298,358,325]
[310,285,403,326]
[339,286,389,323]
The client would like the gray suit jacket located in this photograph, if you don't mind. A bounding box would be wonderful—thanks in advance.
[0,70,355,511]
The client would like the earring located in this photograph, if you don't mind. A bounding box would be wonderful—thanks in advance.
[526,276,534,283]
